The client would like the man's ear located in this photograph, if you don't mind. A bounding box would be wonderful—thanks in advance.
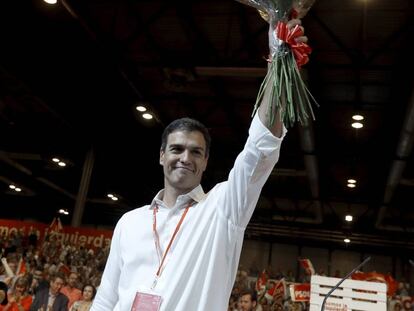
[202,155,209,172]
[159,149,164,166]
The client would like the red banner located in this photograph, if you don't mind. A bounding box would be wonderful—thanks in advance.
[352,271,398,296]
[0,219,113,249]
[289,283,310,302]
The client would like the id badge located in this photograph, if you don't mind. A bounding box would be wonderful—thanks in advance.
[131,291,162,311]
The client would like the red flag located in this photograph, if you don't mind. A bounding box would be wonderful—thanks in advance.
[16,258,27,275]
[265,278,286,302]
[351,271,398,296]
[299,258,315,275]
[255,270,269,292]
[49,217,63,234]
[289,283,311,302]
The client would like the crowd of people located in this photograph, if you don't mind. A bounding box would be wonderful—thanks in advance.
[0,228,412,310]
[0,229,107,311]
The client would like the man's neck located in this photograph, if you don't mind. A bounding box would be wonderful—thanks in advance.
[162,188,184,208]
[162,185,194,208]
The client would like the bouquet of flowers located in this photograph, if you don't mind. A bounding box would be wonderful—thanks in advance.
[236,0,317,127]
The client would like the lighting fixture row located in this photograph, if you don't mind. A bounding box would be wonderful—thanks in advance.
[52,158,66,167]
[107,193,119,201]
[58,208,69,215]
[347,178,357,189]
[351,114,364,129]
[9,184,22,192]
[136,105,154,120]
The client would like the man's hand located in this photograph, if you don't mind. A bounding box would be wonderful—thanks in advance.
[286,19,308,44]
[258,18,307,137]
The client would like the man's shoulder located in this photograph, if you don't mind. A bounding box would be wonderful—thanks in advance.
[117,204,151,225]
[57,292,69,302]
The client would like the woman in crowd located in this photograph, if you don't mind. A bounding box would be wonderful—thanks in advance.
[0,277,32,311]
[69,284,96,311]
[0,282,8,306]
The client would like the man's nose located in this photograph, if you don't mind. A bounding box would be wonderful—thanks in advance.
[180,150,191,162]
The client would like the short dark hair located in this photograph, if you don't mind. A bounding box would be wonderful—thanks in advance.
[240,290,257,302]
[50,272,66,283]
[161,117,211,157]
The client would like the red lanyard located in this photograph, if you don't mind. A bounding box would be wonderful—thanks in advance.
[152,202,191,287]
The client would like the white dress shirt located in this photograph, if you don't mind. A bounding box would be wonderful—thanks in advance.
[91,113,286,311]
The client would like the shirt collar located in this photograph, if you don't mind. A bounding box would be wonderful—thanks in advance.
[150,184,206,209]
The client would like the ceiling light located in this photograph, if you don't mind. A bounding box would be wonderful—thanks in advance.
[58,208,65,214]
[347,183,356,188]
[136,106,147,112]
[351,122,363,129]
[352,114,364,121]
[14,187,22,192]
[9,184,16,189]
[107,194,114,198]
[142,113,153,120]
[345,215,353,222]
[43,0,57,4]
[58,161,66,167]
[111,196,119,201]
[52,158,60,162]
[347,179,356,184]
[344,238,351,243]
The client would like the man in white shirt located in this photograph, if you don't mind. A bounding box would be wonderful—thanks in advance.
[92,18,307,311]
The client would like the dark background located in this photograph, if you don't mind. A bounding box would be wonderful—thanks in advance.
[1,0,414,255]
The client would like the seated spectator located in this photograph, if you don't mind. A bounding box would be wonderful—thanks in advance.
[0,282,8,306]
[69,284,96,311]
[29,272,68,311]
[28,266,48,297]
[239,290,258,311]
[60,272,81,309]
[0,276,32,311]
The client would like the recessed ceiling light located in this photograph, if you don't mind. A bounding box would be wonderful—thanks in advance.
[52,158,60,163]
[352,114,364,121]
[347,179,356,184]
[107,194,114,198]
[9,184,16,189]
[345,215,353,222]
[351,122,363,129]
[344,238,351,243]
[136,106,147,112]
[142,113,153,120]
[14,187,22,192]
[43,0,57,4]
[58,161,66,167]
[347,183,356,188]
[111,196,119,201]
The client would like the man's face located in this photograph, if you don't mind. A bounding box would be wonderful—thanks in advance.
[239,294,256,311]
[67,273,78,287]
[50,277,64,295]
[160,130,208,194]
